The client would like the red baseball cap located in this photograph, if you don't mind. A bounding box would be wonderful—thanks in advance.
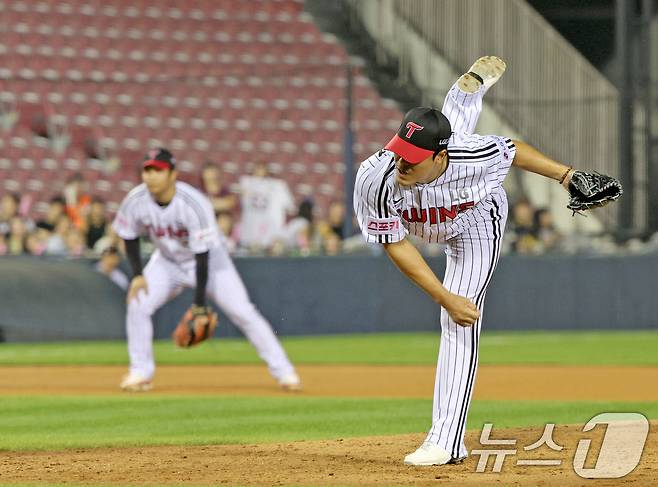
[385,107,452,164]
[143,148,176,170]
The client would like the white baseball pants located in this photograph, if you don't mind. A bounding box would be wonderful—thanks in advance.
[126,249,296,381]
[425,193,508,459]
[423,80,504,458]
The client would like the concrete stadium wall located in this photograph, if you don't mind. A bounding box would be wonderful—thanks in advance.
[0,257,126,341]
[0,254,656,342]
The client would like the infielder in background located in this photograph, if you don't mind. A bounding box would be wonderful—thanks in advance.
[354,57,621,466]
[113,149,301,392]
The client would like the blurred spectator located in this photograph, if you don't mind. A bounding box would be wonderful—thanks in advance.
[0,97,18,131]
[6,216,27,255]
[201,162,237,215]
[312,220,338,256]
[322,230,343,256]
[280,199,315,254]
[94,244,129,290]
[327,201,346,240]
[533,208,563,253]
[45,216,71,255]
[268,239,287,257]
[84,198,108,249]
[35,196,66,232]
[25,227,51,256]
[65,226,86,257]
[216,211,239,254]
[63,173,91,229]
[508,198,539,254]
[0,193,19,236]
[238,163,294,252]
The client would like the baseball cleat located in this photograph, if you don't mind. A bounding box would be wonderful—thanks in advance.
[404,442,452,466]
[447,455,467,464]
[278,372,302,392]
[120,372,153,392]
[457,55,507,93]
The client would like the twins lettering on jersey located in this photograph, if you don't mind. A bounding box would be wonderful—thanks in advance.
[364,185,478,237]
[401,201,475,224]
[145,224,189,241]
[400,187,475,224]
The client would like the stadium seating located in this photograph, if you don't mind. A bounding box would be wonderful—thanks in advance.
[0,0,402,216]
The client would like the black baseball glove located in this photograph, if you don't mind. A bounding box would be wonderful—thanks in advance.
[566,171,623,213]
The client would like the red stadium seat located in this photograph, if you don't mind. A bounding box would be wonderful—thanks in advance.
[1,0,401,219]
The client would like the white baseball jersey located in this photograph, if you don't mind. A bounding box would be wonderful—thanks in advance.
[354,136,515,245]
[112,181,222,266]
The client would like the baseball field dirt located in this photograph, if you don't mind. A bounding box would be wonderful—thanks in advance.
[2,424,656,486]
[1,364,658,400]
[1,365,656,486]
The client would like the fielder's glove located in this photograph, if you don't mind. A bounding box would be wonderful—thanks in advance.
[566,170,622,213]
[172,305,218,347]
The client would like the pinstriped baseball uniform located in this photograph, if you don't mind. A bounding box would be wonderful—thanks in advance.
[113,181,297,382]
[354,82,516,459]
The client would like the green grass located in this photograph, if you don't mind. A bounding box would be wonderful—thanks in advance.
[1,395,656,451]
[1,331,655,455]
[0,330,657,366]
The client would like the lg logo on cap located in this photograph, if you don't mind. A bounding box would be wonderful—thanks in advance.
[405,122,424,138]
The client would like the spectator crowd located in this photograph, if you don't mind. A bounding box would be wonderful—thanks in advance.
[0,163,352,260]
[200,161,349,257]
[1,164,650,262]
[506,198,563,255]
[0,174,114,258]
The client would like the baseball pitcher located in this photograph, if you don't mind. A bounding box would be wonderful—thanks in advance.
[353,57,621,466]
